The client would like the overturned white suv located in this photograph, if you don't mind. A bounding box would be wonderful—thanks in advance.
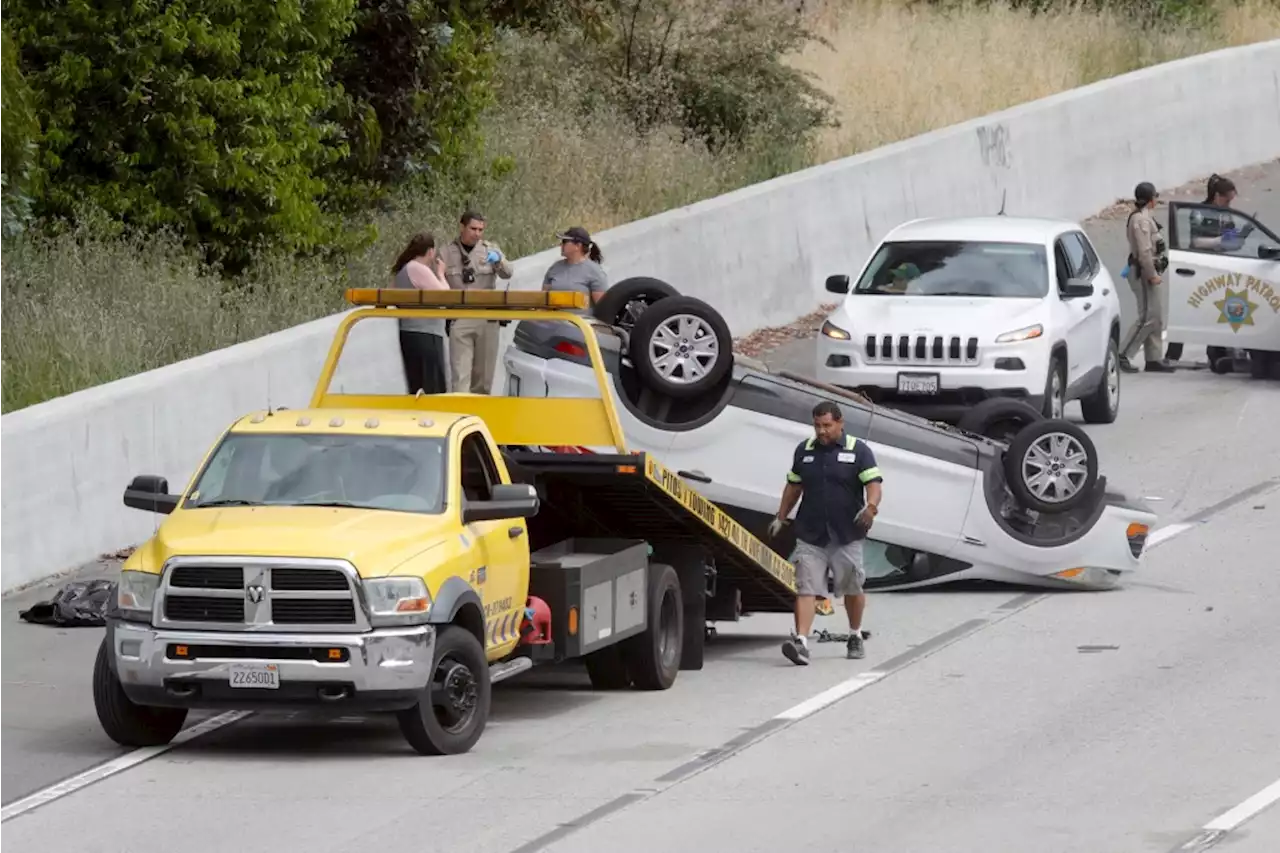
[814,216,1123,426]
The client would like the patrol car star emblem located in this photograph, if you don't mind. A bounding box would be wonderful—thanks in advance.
[1214,287,1258,332]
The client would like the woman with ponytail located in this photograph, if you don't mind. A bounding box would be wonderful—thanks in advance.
[390,231,450,394]
[1189,174,1252,251]
[542,226,609,314]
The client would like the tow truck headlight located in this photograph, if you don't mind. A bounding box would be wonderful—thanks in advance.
[821,320,852,341]
[362,577,432,626]
[117,571,159,622]
[995,324,1043,344]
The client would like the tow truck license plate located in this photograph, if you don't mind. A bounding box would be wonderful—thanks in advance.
[897,372,939,395]
[228,663,279,689]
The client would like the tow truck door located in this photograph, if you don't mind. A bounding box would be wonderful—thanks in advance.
[1166,202,1280,350]
[458,428,527,652]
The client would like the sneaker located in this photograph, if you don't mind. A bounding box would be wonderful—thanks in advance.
[782,635,811,666]
[846,632,866,660]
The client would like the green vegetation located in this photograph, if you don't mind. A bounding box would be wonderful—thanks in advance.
[4,0,1278,412]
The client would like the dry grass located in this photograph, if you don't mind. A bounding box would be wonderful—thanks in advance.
[6,0,1280,412]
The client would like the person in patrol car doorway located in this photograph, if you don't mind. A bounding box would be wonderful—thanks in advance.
[769,400,883,664]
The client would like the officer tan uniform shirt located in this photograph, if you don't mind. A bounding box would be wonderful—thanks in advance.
[1122,207,1168,363]
[439,239,514,393]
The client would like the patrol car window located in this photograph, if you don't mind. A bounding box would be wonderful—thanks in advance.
[854,240,1049,298]
[1172,205,1279,260]
[185,433,446,514]
[460,432,499,502]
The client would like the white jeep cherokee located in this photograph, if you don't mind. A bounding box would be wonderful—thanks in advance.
[814,216,1123,425]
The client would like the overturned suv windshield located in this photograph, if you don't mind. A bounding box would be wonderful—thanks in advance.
[185,433,446,515]
[855,240,1049,298]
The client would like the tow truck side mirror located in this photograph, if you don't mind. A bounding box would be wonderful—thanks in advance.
[462,483,540,524]
[123,475,179,515]
[825,274,850,295]
[1259,245,1280,260]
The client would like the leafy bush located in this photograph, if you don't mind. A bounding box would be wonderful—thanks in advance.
[1,24,41,237]
[5,0,359,271]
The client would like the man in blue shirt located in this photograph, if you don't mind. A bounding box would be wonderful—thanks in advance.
[769,400,884,664]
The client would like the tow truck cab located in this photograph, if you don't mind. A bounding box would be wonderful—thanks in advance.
[96,289,808,758]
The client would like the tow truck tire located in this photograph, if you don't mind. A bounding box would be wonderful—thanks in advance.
[955,399,1044,443]
[593,276,680,330]
[629,296,734,400]
[397,625,490,756]
[622,563,683,691]
[93,638,188,747]
[584,644,632,690]
[1003,419,1099,515]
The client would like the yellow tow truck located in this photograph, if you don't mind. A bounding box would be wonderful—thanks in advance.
[94,289,811,755]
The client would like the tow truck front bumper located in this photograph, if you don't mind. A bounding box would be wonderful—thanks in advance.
[107,619,436,713]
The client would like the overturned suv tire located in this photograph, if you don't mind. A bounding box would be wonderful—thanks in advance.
[956,399,1044,444]
[593,276,680,330]
[1002,419,1099,514]
[628,295,734,400]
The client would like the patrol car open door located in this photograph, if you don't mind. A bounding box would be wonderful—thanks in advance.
[1164,202,1280,373]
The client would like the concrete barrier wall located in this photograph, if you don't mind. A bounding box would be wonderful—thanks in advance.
[4,41,1279,592]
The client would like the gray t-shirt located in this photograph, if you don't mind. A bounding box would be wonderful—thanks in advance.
[543,259,607,312]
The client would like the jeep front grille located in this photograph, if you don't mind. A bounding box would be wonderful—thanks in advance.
[864,334,980,364]
[154,559,368,633]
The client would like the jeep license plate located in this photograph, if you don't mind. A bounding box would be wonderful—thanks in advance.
[897,372,939,395]
[228,663,279,689]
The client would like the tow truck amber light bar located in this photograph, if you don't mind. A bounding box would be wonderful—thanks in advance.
[345,288,588,311]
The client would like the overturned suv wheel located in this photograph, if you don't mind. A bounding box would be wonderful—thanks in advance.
[628,295,734,400]
[956,399,1044,444]
[1003,419,1099,514]
[593,276,680,331]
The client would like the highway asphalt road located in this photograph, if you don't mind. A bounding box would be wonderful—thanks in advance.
[3,164,1279,853]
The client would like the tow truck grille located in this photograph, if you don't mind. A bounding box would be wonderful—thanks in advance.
[156,561,364,631]
[864,334,980,364]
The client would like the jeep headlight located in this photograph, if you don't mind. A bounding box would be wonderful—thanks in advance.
[995,324,1043,344]
[117,571,160,622]
[821,320,852,341]
[362,577,432,626]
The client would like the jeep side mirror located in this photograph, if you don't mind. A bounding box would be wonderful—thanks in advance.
[1259,245,1280,260]
[123,475,179,515]
[462,483,540,524]
[825,274,850,294]
[1061,278,1094,299]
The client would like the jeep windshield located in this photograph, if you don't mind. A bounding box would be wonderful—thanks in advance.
[854,240,1049,298]
[185,432,446,515]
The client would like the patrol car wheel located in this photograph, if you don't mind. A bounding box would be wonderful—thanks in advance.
[1003,420,1099,514]
[629,296,734,400]
[622,563,684,690]
[93,638,188,747]
[593,276,680,331]
[956,399,1044,443]
[397,625,490,756]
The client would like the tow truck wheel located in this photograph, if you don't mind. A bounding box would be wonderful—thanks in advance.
[92,638,187,747]
[1003,419,1099,515]
[584,644,632,690]
[622,563,684,690]
[397,625,490,756]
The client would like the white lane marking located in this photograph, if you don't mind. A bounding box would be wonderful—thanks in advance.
[775,672,886,720]
[1203,776,1280,832]
[0,711,251,823]
[1148,522,1195,549]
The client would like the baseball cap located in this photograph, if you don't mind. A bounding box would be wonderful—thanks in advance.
[556,226,591,245]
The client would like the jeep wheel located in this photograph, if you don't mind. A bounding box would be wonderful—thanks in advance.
[397,625,490,756]
[1003,420,1099,514]
[629,296,734,400]
[93,637,188,747]
[593,276,680,331]
[622,563,683,690]
[1042,355,1066,420]
[1080,336,1120,424]
[956,399,1044,443]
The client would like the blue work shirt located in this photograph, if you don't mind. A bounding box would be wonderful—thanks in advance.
[787,433,883,547]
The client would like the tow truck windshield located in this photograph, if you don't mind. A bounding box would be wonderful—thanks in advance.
[184,433,447,515]
[854,240,1049,298]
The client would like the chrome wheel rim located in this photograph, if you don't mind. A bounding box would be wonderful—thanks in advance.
[1021,432,1089,503]
[648,314,720,384]
[1050,370,1064,419]
[1106,348,1120,413]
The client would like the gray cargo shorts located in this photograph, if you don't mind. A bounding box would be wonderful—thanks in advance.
[792,537,866,597]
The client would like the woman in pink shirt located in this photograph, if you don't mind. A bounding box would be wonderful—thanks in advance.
[391,232,450,394]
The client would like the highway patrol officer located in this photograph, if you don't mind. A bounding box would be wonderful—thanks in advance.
[769,400,883,664]
[440,210,515,394]
[1189,174,1253,251]
[1119,181,1174,373]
